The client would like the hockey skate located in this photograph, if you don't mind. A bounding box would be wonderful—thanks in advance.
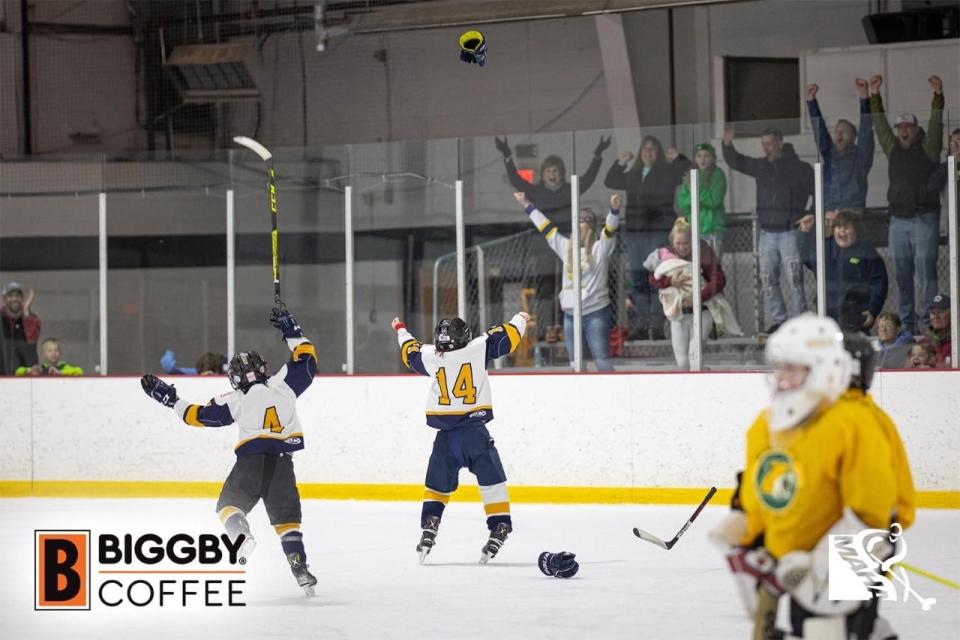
[479,522,511,564]
[287,552,318,597]
[417,516,440,564]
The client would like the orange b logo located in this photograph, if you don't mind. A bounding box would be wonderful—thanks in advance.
[35,531,90,610]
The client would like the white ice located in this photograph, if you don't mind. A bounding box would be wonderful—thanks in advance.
[3,499,958,639]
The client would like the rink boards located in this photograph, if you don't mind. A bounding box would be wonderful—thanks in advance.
[1,370,958,506]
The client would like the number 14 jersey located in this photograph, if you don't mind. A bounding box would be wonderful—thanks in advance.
[396,313,527,430]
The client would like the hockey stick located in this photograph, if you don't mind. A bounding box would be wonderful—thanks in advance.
[233,136,284,309]
[633,486,717,550]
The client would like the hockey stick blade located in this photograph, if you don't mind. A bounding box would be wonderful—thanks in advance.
[633,486,717,551]
[233,136,273,162]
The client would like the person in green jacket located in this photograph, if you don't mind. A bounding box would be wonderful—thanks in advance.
[674,143,727,256]
[15,337,83,376]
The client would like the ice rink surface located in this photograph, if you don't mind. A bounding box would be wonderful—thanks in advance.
[3,498,958,639]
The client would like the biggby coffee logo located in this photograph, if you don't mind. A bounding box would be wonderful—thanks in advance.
[35,531,91,610]
[35,530,246,611]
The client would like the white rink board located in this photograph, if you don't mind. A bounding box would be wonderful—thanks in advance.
[1,370,959,491]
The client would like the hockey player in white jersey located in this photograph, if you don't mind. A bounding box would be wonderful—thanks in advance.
[141,307,318,595]
[391,312,529,564]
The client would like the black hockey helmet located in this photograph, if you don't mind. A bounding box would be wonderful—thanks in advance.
[842,332,876,391]
[434,317,471,352]
[228,351,268,392]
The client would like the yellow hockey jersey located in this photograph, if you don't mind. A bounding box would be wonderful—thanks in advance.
[396,314,527,429]
[739,400,899,559]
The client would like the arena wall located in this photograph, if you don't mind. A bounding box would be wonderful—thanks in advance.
[1,370,957,506]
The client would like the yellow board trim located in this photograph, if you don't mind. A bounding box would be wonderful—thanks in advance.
[1,482,957,508]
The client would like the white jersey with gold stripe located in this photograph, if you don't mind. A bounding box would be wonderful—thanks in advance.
[397,314,527,430]
[172,337,317,456]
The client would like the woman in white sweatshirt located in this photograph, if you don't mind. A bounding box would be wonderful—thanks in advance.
[515,191,621,371]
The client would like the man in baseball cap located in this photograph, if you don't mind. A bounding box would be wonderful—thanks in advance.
[1,281,41,375]
[920,294,951,367]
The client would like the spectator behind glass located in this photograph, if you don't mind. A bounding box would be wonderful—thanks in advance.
[196,352,227,375]
[515,191,622,371]
[869,74,945,332]
[798,210,887,332]
[873,311,915,369]
[494,135,610,233]
[803,80,875,218]
[16,337,83,376]
[928,128,960,219]
[604,135,689,341]
[674,143,727,257]
[917,293,951,368]
[1,281,41,375]
[908,342,937,368]
[160,349,226,375]
[722,126,814,334]
[644,218,735,370]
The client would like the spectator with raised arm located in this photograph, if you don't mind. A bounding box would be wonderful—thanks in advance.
[869,74,944,332]
[604,135,689,340]
[674,143,727,257]
[494,135,610,233]
[801,79,874,228]
[515,191,621,371]
[798,210,887,332]
[722,127,814,333]
[1,282,41,376]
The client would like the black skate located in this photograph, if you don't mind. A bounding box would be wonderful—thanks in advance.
[479,523,511,564]
[287,552,317,597]
[417,516,440,564]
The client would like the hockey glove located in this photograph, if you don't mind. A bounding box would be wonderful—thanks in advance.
[141,374,178,408]
[270,307,303,340]
[538,551,579,578]
[494,136,512,159]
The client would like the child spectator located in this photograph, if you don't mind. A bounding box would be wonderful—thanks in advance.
[798,209,887,332]
[722,126,814,333]
[645,218,735,370]
[16,337,83,376]
[494,136,610,233]
[908,342,937,368]
[674,143,727,256]
[873,311,915,369]
[1,282,41,375]
[605,135,690,340]
[515,191,621,371]
[197,352,227,375]
[869,74,945,332]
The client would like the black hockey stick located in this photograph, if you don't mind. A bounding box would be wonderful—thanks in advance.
[234,136,284,309]
[633,486,717,550]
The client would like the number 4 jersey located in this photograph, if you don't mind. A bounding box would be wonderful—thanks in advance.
[396,314,528,429]
[170,336,318,457]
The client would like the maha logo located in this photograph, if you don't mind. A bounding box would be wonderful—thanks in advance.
[754,450,798,511]
[828,523,936,611]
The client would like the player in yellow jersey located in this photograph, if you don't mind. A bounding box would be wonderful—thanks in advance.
[711,315,903,639]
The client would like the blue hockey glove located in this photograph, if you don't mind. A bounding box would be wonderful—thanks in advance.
[141,374,178,408]
[270,307,303,340]
[538,551,579,578]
